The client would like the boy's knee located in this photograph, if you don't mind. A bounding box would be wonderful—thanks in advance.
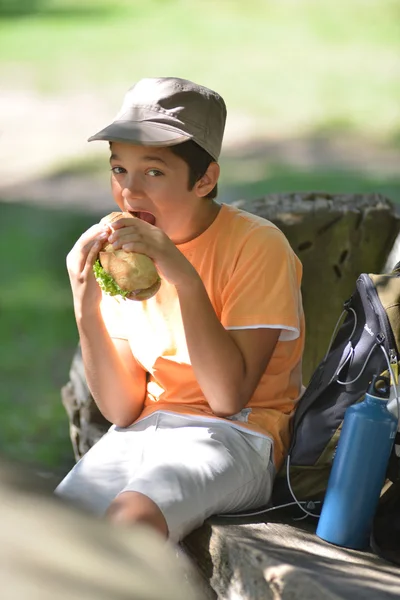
[106,491,168,538]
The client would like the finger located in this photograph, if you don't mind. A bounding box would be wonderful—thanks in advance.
[109,230,142,248]
[112,218,155,232]
[121,240,150,256]
[82,223,110,240]
[82,239,104,277]
[108,222,142,237]
[75,225,110,255]
[70,225,108,258]
[111,218,140,229]
[70,233,108,273]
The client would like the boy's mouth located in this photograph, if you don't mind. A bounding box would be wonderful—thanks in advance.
[130,211,156,226]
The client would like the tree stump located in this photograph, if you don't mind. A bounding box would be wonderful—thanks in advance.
[62,192,400,460]
[233,192,400,383]
[62,347,110,461]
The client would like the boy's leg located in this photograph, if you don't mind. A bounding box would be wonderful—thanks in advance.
[113,413,274,543]
[106,491,169,538]
[55,416,157,515]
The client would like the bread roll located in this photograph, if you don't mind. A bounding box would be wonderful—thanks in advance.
[95,212,161,301]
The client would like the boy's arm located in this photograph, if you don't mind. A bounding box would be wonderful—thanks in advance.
[108,217,298,418]
[66,221,146,428]
[77,308,147,427]
[177,277,281,417]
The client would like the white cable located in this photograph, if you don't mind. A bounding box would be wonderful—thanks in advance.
[380,345,400,433]
[215,499,322,519]
[324,307,357,361]
[283,343,400,522]
[337,341,379,385]
[285,454,321,518]
[217,334,398,522]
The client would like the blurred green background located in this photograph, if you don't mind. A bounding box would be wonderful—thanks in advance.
[1,0,399,472]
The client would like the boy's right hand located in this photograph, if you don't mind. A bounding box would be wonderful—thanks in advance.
[66,223,110,316]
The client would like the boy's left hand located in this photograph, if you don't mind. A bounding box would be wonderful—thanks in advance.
[107,217,198,289]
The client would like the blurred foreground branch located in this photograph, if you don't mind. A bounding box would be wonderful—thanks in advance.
[0,458,205,600]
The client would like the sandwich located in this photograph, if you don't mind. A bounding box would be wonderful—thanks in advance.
[93,212,161,301]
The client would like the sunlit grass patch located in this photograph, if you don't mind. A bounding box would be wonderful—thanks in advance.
[0,0,399,141]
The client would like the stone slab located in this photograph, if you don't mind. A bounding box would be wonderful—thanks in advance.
[182,512,400,600]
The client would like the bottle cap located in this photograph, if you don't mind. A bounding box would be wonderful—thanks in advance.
[368,374,391,399]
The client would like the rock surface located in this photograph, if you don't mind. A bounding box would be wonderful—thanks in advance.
[182,513,400,599]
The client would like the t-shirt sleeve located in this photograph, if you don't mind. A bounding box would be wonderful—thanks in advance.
[99,292,128,340]
[220,226,303,341]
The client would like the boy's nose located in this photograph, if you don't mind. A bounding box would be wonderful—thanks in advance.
[122,174,144,199]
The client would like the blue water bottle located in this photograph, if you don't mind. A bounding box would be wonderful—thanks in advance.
[316,374,397,549]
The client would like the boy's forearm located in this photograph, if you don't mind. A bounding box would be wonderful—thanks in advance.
[176,277,247,416]
[75,307,146,427]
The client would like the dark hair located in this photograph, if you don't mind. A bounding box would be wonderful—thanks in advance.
[169,140,218,199]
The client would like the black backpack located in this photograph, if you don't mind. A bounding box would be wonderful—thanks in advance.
[272,262,400,510]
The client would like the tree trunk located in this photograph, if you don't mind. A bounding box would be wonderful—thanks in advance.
[234,192,400,383]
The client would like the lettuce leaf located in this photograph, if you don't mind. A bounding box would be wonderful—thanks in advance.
[93,259,130,299]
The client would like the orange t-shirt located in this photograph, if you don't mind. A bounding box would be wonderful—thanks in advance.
[100,203,305,469]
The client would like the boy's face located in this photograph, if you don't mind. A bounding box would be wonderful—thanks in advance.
[109,142,216,243]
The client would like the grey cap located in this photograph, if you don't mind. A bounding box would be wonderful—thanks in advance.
[88,77,227,161]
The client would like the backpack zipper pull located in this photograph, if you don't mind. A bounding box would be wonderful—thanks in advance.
[389,348,398,385]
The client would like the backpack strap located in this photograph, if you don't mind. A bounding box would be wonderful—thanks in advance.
[336,334,385,385]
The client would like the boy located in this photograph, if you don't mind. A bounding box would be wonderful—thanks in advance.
[56,77,305,543]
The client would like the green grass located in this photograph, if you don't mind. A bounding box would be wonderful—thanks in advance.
[0,202,101,470]
[1,0,399,141]
[219,162,400,205]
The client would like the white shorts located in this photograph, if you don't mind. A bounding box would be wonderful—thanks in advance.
[55,411,274,542]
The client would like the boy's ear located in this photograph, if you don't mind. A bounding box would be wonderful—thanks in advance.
[195,162,220,197]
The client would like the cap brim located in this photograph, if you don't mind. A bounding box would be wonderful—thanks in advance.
[88,120,192,147]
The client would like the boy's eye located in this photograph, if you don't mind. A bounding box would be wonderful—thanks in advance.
[111,166,126,175]
[147,168,163,177]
